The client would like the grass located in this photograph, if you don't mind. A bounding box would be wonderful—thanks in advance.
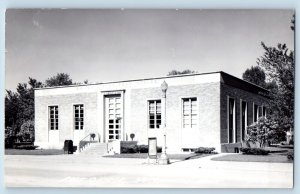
[211,149,293,163]
[5,149,64,155]
[103,153,213,161]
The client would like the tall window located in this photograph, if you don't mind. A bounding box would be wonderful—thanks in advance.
[74,104,84,130]
[228,98,235,143]
[148,100,161,129]
[241,101,247,141]
[182,98,197,128]
[253,104,259,122]
[262,106,267,118]
[49,106,58,130]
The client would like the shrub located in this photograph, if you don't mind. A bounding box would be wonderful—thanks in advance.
[194,147,215,154]
[121,144,162,154]
[240,147,270,155]
[121,145,137,153]
[287,152,294,161]
[136,145,148,153]
[90,133,96,140]
[17,120,35,143]
[130,133,135,141]
[15,145,38,150]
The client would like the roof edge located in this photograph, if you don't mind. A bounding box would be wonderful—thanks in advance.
[34,71,222,90]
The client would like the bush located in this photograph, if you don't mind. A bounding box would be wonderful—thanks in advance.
[121,144,162,154]
[194,147,215,154]
[240,147,270,155]
[15,145,38,150]
[121,145,137,153]
[287,152,294,161]
[136,145,148,153]
[17,120,35,143]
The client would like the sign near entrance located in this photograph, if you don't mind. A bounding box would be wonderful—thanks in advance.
[148,137,157,158]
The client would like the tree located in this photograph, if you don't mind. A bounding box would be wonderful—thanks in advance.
[45,73,73,87]
[242,66,267,88]
[5,77,43,144]
[253,15,295,134]
[167,69,197,76]
[257,42,294,131]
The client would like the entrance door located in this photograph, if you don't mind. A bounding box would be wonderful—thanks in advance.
[73,104,85,145]
[105,95,123,141]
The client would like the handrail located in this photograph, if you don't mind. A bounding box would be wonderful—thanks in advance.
[78,133,97,152]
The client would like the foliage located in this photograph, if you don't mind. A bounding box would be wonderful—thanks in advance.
[167,69,197,76]
[287,152,294,161]
[239,148,270,155]
[45,73,73,87]
[90,133,96,140]
[246,116,286,147]
[5,73,82,147]
[194,147,216,154]
[17,120,35,142]
[242,66,267,88]
[5,78,43,145]
[256,16,295,132]
[14,145,38,150]
[130,133,135,141]
[5,127,16,148]
[121,144,162,154]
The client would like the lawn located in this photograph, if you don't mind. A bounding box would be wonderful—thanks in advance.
[211,150,293,163]
[5,149,64,155]
[103,153,213,161]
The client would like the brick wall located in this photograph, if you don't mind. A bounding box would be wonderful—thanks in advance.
[130,82,221,153]
[35,92,98,149]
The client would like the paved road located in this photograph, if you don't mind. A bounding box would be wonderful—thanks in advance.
[4,154,293,188]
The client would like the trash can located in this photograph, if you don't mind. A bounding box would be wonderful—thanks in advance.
[64,140,73,154]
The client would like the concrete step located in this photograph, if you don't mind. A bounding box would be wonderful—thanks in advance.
[80,143,108,155]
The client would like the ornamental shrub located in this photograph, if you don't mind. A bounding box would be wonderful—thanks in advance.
[17,120,35,143]
[287,152,294,161]
[240,147,270,155]
[121,144,162,154]
[194,147,215,154]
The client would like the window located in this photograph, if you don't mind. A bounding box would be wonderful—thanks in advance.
[148,100,161,129]
[241,101,247,141]
[228,98,235,143]
[49,106,58,130]
[182,98,197,128]
[74,104,84,130]
[253,104,259,122]
[262,106,267,118]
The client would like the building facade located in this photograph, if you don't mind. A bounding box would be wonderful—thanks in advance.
[34,71,269,153]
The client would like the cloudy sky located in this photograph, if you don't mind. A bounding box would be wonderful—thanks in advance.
[5,9,294,90]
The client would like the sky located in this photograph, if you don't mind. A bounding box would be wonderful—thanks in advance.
[5,9,294,91]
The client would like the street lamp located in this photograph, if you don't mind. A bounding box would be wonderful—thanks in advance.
[159,80,170,165]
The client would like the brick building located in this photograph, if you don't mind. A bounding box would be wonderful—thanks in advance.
[34,71,269,153]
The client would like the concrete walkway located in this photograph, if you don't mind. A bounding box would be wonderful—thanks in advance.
[4,154,293,188]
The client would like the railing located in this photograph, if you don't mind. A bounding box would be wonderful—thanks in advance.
[78,133,98,152]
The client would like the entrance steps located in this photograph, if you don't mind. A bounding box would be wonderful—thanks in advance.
[80,143,108,155]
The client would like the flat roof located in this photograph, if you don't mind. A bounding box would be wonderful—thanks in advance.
[34,71,269,94]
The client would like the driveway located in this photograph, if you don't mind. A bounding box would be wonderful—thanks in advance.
[4,154,293,188]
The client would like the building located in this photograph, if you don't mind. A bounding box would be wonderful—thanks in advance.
[34,71,269,153]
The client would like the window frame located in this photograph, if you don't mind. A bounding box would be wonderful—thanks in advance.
[73,104,84,131]
[48,105,59,131]
[147,99,162,129]
[181,97,198,129]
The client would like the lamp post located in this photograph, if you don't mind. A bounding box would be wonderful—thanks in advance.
[159,80,170,165]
